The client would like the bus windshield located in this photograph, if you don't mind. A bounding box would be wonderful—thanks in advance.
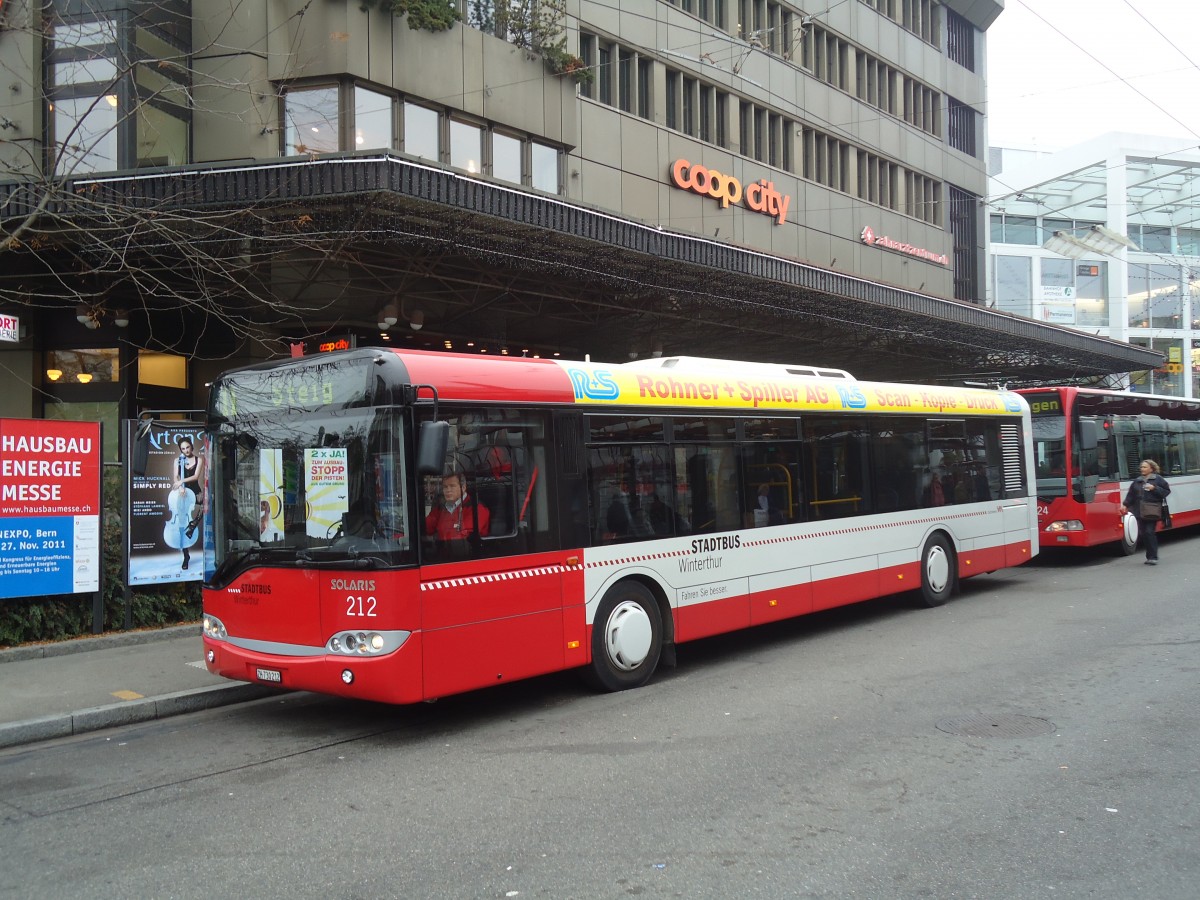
[1031,414,1068,498]
[209,407,412,581]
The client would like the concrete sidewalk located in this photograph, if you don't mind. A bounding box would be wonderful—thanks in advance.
[0,625,281,750]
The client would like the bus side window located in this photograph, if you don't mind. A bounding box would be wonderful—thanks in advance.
[587,444,673,544]
[804,417,869,520]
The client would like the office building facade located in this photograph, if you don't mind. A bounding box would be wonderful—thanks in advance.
[4,0,1159,454]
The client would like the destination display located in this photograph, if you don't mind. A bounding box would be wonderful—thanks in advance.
[213,355,375,418]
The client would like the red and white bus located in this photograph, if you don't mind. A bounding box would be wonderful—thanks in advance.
[198,350,1037,703]
[1018,386,1200,553]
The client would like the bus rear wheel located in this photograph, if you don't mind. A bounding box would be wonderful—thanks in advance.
[587,581,663,692]
[917,533,957,607]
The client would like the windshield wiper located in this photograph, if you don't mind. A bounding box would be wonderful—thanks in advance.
[211,545,302,583]
[302,546,384,569]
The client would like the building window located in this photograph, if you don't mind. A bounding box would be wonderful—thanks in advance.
[354,86,394,150]
[666,71,679,131]
[802,128,849,193]
[579,33,596,99]
[753,107,766,162]
[52,96,118,174]
[47,11,191,175]
[284,86,340,155]
[638,58,653,118]
[449,119,483,174]
[136,103,188,168]
[531,142,559,193]
[492,131,522,183]
[994,256,1033,317]
[810,26,850,91]
[904,78,941,138]
[598,44,613,105]
[683,77,697,137]
[1179,228,1200,256]
[403,101,440,160]
[45,348,119,385]
[946,9,976,71]
[990,215,1038,245]
[946,97,977,157]
[1129,264,1182,329]
[670,0,725,27]
[947,185,979,302]
[861,0,939,47]
[903,170,940,223]
[618,49,633,113]
[1137,225,1173,254]
[1041,217,1073,244]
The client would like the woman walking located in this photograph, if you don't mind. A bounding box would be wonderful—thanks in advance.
[1119,459,1170,565]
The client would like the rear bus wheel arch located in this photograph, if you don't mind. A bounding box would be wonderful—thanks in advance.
[916,531,957,608]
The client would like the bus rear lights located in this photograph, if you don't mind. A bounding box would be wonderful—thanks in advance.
[1044,520,1084,532]
[341,669,354,685]
[202,615,228,641]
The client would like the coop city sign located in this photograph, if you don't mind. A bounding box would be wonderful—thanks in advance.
[669,159,791,225]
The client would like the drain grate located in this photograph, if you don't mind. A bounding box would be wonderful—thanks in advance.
[936,713,1056,738]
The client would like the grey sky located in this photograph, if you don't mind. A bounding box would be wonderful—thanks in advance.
[985,0,1200,150]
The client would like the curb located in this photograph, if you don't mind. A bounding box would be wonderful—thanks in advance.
[0,682,284,751]
[0,624,200,665]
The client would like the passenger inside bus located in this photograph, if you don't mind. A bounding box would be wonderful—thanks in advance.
[751,483,785,526]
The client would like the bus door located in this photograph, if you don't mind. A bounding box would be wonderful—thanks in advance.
[1074,418,1099,503]
[417,410,566,699]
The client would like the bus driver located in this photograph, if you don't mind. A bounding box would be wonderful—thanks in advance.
[426,472,490,543]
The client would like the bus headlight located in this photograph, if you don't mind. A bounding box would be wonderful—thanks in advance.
[326,629,410,656]
[202,614,228,641]
[1044,520,1084,532]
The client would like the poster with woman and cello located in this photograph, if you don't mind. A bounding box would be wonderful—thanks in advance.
[126,423,207,585]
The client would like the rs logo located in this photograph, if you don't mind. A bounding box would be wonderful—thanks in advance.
[836,385,867,409]
[567,368,619,401]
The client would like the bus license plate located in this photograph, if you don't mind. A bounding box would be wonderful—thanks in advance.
[256,668,282,683]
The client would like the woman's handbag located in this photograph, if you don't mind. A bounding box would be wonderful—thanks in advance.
[1162,502,1172,528]
[1140,497,1163,520]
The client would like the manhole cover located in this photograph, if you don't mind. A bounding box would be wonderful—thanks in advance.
[936,714,1056,738]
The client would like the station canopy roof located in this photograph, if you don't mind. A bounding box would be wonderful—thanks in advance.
[0,154,1160,386]
[989,133,1200,234]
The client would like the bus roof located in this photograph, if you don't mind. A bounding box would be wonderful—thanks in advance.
[392,349,1026,418]
[210,348,1028,419]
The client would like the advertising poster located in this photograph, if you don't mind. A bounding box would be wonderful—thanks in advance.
[0,418,101,600]
[127,423,206,585]
[304,448,348,538]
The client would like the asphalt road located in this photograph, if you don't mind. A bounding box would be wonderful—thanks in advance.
[1,532,1197,900]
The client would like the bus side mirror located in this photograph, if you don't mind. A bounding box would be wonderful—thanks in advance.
[417,421,450,476]
[1078,420,1098,451]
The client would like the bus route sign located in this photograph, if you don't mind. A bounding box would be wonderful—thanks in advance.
[0,418,102,600]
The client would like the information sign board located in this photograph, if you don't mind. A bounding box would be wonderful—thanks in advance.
[0,418,101,599]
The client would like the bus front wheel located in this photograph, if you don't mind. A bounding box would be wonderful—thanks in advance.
[918,533,957,607]
[1115,513,1139,556]
[587,581,663,692]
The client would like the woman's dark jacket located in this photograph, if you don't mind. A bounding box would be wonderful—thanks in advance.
[1123,473,1170,520]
